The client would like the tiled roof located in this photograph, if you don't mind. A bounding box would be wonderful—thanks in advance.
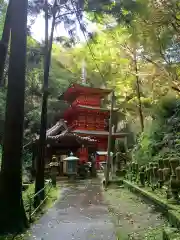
[58,83,112,102]
[25,120,96,148]
[35,118,96,145]
[46,119,67,137]
[47,130,96,144]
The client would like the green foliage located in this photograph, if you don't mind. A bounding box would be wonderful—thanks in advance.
[22,183,34,205]
[0,88,6,135]
[0,144,2,169]
[0,0,6,38]
[22,150,32,167]
[133,96,180,165]
[0,34,75,144]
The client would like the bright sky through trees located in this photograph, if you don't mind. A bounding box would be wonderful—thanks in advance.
[31,13,97,43]
[31,14,68,42]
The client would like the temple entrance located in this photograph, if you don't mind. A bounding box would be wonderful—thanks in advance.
[87,145,96,161]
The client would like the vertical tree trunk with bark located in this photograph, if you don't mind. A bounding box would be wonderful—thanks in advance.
[34,0,49,204]
[105,91,115,188]
[0,0,28,234]
[31,143,37,178]
[110,110,118,153]
[0,0,11,86]
[134,50,144,132]
[35,0,56,204]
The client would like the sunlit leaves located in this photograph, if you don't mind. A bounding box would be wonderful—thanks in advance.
[0,0,6,38]
[67,27,139,105]
[65,5,179,134]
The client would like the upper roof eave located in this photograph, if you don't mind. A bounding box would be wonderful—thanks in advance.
[58,83,112,102]
[46,119,68,137]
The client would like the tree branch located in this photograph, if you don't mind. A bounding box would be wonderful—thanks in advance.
[172,86,180,93]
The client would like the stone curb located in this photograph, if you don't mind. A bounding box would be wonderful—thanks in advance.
[123,180,180,229]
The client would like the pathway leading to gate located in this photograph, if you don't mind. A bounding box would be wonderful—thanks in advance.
[28,179,116,240]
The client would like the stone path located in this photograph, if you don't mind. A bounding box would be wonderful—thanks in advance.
[28,179,116,240]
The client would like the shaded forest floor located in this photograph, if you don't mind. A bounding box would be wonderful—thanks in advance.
[103,185,168,240]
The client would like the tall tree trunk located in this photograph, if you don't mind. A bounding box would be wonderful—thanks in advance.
[134,50,144,132]
[35,1,56,204]
[31,143,37,178]
[0,0,28,234]
[0,0,11,86]
[110,110,118,153]
[105,91,115,188]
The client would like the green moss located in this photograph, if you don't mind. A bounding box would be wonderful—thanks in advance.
[40,185,60,213]
[22,183,35,210]
[163,227,180,240]
[30,184,60,222]
[145,226,163,240]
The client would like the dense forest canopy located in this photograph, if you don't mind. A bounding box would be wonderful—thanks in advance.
[63,0,180,132]
[0,1,79,144]
[0,0,180,146]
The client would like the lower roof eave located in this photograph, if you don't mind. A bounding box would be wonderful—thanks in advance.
[72,130,128,138]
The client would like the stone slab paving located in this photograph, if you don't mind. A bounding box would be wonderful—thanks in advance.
[28,179,116,240]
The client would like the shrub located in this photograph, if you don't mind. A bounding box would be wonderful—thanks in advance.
[0,144,2,170]
[132,95,180,165]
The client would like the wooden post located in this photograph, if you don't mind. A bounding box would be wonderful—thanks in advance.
[111,153,115,179]
[124,136,128,165]
[105,91,115,188]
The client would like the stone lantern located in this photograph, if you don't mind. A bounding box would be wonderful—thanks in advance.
[63,152,79,178]
[49,155,59,186]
